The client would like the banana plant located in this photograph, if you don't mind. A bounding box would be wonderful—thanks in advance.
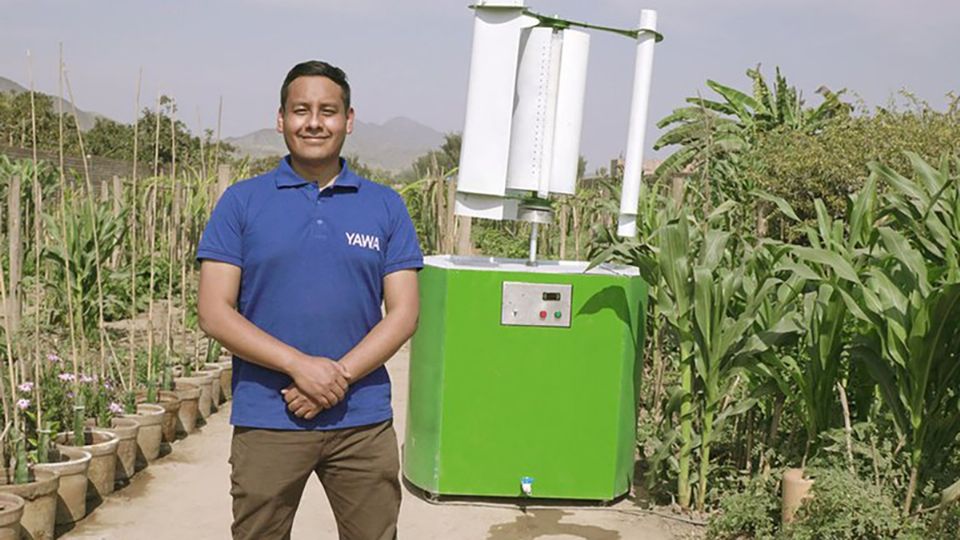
[653,66,849,209]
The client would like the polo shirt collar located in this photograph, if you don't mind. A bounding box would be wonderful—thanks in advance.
[274,156,361,190]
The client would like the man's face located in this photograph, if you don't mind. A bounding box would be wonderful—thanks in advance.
[277,76,354,169]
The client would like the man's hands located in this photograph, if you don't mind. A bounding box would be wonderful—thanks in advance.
[282,355,352,419]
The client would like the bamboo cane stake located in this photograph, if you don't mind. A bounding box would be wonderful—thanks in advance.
[0,235,19,436]
[152,93,162,178]
[142,91,162,393]
[179,180,189,370]
[128,68,141,397]
[197,107,207,182]
[146,184,157,390]
[27,50,43,433]
[63,67,110,380]
[56,44,80,390]
[212,96,222,179]
[164,113,178,375]
[7,177,22,336]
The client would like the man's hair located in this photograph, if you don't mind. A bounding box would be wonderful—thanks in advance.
[280,60,351,111]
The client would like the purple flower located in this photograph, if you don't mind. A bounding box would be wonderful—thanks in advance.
[16,399,30,410]
[47,353,61,363]
[66,391,75,399]
[17,382,34,393]
[58,372,76,382]
[102,381,112,390]
[108,402,123,414]
[80,374,95,384]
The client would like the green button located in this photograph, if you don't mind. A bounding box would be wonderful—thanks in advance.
[554,311,562,319]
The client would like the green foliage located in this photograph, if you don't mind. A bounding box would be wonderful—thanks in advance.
[747,95,960,240]
[0,91,83,153]
[405,133,461,182]
[42,190,127,337]
[472,220,530,258]
[706,476,780,540]
[84,95,233,170]
[654,66,849,213]
[785,467,905,539]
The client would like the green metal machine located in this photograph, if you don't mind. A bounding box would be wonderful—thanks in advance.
[402,1,660,502]
[404,256,647,500]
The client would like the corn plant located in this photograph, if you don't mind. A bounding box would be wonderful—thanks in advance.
[848,154,960,515]
[42,191,127,338]
[754,188,878,465]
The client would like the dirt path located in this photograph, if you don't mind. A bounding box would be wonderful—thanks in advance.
[63,344,699,540]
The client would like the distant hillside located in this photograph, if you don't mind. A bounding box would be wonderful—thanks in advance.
[226,116,445,173]
[0,76,104,131]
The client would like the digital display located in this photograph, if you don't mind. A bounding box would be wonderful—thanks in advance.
[542,292,562,301]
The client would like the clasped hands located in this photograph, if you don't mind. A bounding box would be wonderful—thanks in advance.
[282,355,352,420]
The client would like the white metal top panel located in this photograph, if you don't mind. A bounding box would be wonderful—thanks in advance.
[423,255,639,276]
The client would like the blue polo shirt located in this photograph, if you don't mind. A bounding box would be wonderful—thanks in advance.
[197,156,423,430]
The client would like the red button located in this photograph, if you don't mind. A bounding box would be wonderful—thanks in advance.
[539,310,547,319]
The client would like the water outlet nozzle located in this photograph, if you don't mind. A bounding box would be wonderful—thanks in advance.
[521,476,534,496]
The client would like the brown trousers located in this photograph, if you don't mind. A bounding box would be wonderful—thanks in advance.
[230,420,401,540]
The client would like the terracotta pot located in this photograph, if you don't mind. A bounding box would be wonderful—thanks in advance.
[56,429,119,502]
[782,467,815,524]
[122,404,165,467]
[198,365,224,407]
[33,447,91,525]
[0,468,58,540]
[176,374,215,419]
[0,493,25,540]
[172,381,200,436]
[137,390,182,443]
[104,417,140,484]
[217,359,233,400]
[200,362,226,405]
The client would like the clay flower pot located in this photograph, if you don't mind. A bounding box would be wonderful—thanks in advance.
[198,365,224,407]
[33,446,91,525]
[56,429,119,502]
[176,374,216,419]
[172,381,201,436]
[0,493,25,540]
[0,468,59,540]
[137,390,182,443]
[104,417,140,485]
[217,358,233,400]
[122,404,165,467]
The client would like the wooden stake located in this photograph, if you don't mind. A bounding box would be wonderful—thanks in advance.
[7,175,22,334]
[146,184,157,387]
[27,49,43,431]
[558,203,568,260]
[128,69,141,395]
[216,164,230,204]
[152,93,162,178]
[64,66,110,379]
[179,179,189,369]
[0,235,19,434]
[212,96,223,175]
[56,44,79,384]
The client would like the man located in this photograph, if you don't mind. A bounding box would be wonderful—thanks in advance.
[197,60,422,540]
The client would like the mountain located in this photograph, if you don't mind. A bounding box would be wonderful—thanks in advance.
[226,116,445,173]
[0,76,104,131]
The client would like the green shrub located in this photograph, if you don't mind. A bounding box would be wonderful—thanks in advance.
[785,467,903,539]
[707,476,780,540]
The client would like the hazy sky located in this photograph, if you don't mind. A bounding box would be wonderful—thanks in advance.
[2,0,958,171]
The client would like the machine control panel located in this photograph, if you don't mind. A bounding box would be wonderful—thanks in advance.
[501,282,573,327]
